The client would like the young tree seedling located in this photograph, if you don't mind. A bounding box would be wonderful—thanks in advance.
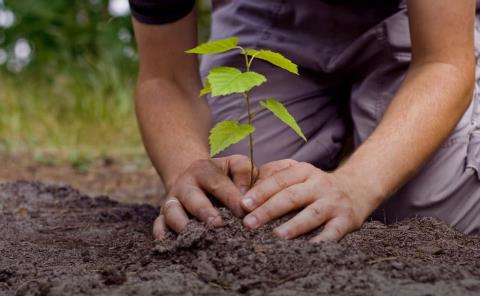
[186,37,307,187]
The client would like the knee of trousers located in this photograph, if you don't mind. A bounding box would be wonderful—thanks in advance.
[372,91,480,235]
[352,11,480,234]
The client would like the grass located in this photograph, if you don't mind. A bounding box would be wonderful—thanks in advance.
[0,56,145,161]
[0,1,212,164]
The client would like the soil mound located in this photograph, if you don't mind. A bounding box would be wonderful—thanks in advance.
[1,181,480,295]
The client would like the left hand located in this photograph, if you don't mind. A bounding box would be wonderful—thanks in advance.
[240,160,376,242]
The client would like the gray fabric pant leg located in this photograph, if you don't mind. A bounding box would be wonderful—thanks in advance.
[361,10,480,235]
[200,1,352,170]
[200,0,480,234]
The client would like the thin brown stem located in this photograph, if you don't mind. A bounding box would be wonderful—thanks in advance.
[244,92,255,188]
[250,107,264,119]
[242,51,256,188]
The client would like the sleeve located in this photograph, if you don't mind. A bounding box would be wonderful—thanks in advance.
[128,0,196,25]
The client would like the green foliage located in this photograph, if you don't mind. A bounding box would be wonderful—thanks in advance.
[245,49,299,75]
[209,121,255,157]
[0,0,212,157]
[1,0,136,75]
[200,79,211,96]
[207,66,266,96]
[68,151,93,174]
[260,98,307,141]
[0,59,143,156]
[186,36,306,166]
[186,37,239,54]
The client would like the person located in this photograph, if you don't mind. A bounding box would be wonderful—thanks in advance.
[129,0,480,242]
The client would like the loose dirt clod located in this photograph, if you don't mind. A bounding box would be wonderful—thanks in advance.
[1,181,480,295]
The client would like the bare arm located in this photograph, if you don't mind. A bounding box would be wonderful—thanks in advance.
[240,0,476,241]
[133,12,210,189]
[133,12,254,239]
[336,0,476,210]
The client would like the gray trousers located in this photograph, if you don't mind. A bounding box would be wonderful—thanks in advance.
[200,0,480,234]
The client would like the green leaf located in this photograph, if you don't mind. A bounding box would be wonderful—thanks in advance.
[209,121,255,157]
[260,98,306,141]
[245,49,299,75]
[200,79,211,96]
[185,37,239,54]
[207,66,266,96]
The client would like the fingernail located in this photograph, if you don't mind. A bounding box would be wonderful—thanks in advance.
[243,215,258,229]
[207,215,223,227]
[309,235,330,243]
[242,197,254,211]
[274,227,288,239]
[153,231,165,241]
[207,216,215,224]
[240,186,249,195]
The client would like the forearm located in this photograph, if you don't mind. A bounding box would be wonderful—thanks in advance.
[131,11,213,190]
[136,78,212,189]
[336,62,475,215]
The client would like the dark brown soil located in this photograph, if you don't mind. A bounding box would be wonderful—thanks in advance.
[0,153,162,205]
[1,181,480,296]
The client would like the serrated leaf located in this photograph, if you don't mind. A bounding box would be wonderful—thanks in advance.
[209,121,255,157]
[207,66,266,96]
[186,37,239,55]
[200,79,211,96]
[245,49,298,75]
[260,98,306,141]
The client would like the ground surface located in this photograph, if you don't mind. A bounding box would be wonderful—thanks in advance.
[0,153,162,205]
[1,181,480,296]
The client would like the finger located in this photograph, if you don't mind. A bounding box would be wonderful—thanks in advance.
[273,201,333,240]
[152,214,167,240]
[176,186,223,226]
[243,183,312,229]
[241,162,314,212]
[309,217,352,243]
[257,159,298,182]
[196,165,246,217]
[163,197,190,233]
[218,155,258,194]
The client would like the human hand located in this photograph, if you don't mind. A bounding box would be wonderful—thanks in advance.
[153,155,257,240]
[240,160,376,242]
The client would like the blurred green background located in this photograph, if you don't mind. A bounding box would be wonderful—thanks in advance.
[0,0,211,159]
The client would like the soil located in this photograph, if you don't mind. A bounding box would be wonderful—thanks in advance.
[1,181,480,295]
[0,153,162,205]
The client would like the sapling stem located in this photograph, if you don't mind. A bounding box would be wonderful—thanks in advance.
[243,92,255,188]
[250,108,263,119]
[241,48,256,188]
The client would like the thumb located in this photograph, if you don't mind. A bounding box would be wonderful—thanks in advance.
[215,154,258,194]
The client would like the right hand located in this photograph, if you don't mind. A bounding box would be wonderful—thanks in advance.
[153,154,257,240]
